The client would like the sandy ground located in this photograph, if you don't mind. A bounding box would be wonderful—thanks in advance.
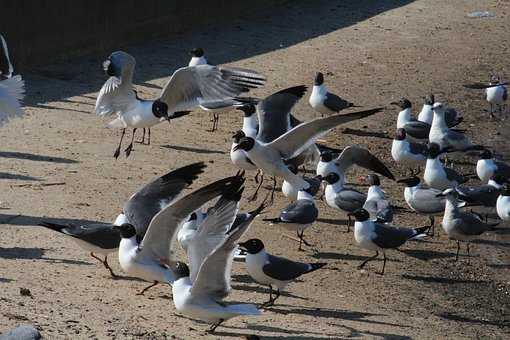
[1,0,510,338]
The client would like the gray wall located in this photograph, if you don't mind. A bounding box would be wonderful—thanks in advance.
[0,0,283,69]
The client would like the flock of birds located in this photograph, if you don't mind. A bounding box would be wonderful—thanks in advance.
[1,33,509,333]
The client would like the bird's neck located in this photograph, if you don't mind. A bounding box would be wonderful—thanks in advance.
[119,236,139,252]
[397,108,412,127]
[367,185,384,200]
[243,116,258,138]
[443,197,458,222]
[312,84,326,95]
[327,181,344,192]
[431,111,448,131]
[114,213,128,226]
[418,104,433,123]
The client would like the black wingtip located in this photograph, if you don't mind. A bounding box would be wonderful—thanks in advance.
[170,111,192,119]
[262,217,280,224]
[161,162,207,185]
[272,85,308,99]
[38,221,67,232]
[221,171,246,201]
[413,225,431,236]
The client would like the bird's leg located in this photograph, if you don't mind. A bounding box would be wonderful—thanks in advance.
[273,289,281,305]
[346,215,351,233]
[102,255,118,278]
[248,172,264,202]
[297,231,303,251]
[254,169,261,184]
[379,252,387,275]
[90,252,104,264]
[269,176,277,205]
[136,281,158,295]
[113,129,126,159]
[207,319,225,333]
[358,251,379,270]
[455,241,460,261]
[466,242,471,258]
[137,128,146,144]
[297,230,312,249]
[262,285,275,307]
[147,128,151,145]
[214,113,219,131]
[428,216,435,237]
[125,128,137,157]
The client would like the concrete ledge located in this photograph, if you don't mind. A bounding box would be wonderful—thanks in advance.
[0,0,285,68]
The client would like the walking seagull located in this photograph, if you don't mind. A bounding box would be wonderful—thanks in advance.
[309,72,355,116]
[417,94,462,127]
[234,107,383,201]
[437,188,500,261]
[349,209,430,274]
[0,34,25,127]
[363,174,393,223]
[263,187,319,250]
[464,76,508,118]
[95,51,265,157]
[38,217,125,277]
[476,149,510,182]
[239,238,326,306]
[170,190,265,333]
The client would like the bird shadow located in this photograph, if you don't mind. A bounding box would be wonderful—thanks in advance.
[311,252,371,261]
[0,172,41,181]
[26,103,92,114]
[231,284,308,301]
[399,248,456,261]
[472,239,510,248]
[0,277,14,283]
[160,144,226,155]
[0,213,103,227]
[0,151,78,164]
[231,274,254,284]
[437,312,509,327]
[402,274,485,285]
[0,247,93,266]
[341,128,391,139]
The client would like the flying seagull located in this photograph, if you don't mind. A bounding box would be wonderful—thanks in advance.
[239,238,326,306]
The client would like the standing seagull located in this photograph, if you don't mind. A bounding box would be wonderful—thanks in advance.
[464,76,508,118]
[391,128,428,171]
[393,98,430,140]
[309,72,355,116]
[455,174,505,207]
[281,164,322,201]
[423,143,468,190]
[234,108,383,199]
[0,34,25,127]
[417,94,462,127]
[239,238,326,306]
[171,192,265,333]
[38,219,123,277]
[349,209,430,274]
[363,174,393,223]
[476,149,510,183]
[263,188,319,250]
[437,188,500,261]
[496,184,510,221]
[95,51,265,157]
[116,171,245,295]
[188,47,208,67]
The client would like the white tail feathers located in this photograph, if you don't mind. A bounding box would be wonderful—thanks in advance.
[226,303,261,316]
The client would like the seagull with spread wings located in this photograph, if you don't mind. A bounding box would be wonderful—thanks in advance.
[95,51,265,157]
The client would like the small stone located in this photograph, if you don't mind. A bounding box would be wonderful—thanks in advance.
[19,288,32,298]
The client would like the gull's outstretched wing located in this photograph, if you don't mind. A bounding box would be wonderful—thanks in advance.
[335,145,395,180]
[267,108,382,160]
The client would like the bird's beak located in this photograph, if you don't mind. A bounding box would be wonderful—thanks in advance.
[112,225,120,230]
[396,177,412,184]
[315,175,323,181]
[237,242,248,251]
[390,101,400,106]
[232,144,241,152]
[435,193,445,197]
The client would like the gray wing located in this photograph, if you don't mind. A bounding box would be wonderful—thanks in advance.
[199,97,250,110]
[124,162,206,236]
[408,141,428,156]
[304,177,322,196]
[280,200,318,224]
[263,254,313,281]
[267,108,382,159]
[256,86,307,143]
[95,51,137,117]
[410,188,445,214]
[323,92,354,112]
[65,223,120,250]
[190,202,262,299]
[456,212,494,235]
[445,129,467,141]
[456,185,499,206]
[158,65,265,113]
[187,196,240,283]
[444,167,466,184]
[372,223,417,249]
[335,145,395,180]
[138,174,244,262]
[334,189,366,212]
[0,35,14,78]
[403,121,430,139]
[444,108,462,127]
[364,199,393,223]
[495,161,510,178]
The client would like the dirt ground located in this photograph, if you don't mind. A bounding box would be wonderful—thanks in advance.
[1,0,510,339]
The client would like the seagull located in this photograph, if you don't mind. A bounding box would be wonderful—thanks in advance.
[177,209,207,252]
[437,188,500,261]
[171,196,265,333]
[464,76,508,118]
[316,145,395,181]
[429,102,482,151]
[38,216,125,277]
[0,34,25,127]
[363,174,393,223]
[323,172,366,232]
[282,164,322,201]
[230,105,259,173]
[455,174,505,207]
[95,51,265,158]
[476,149,510,182]
[423,143,469,190]
[239,238,326,306]
[391,128,428,170]
[238,104,259,138]
[417,94,463,127]
[349,209,430,274]
[263,187,319,250]
[309,72,355,116]
[496,184,510,221]
[393,98,430,140]
[188,47,208,67]
[397,176,446,236]
[234,108,383,201]
[116,170,245,295]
